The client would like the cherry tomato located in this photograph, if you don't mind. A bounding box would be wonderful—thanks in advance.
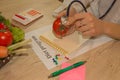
[53,18,69,37]
[0,30,13,46]
[0,23,7,30]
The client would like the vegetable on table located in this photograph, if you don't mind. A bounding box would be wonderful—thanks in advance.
[0,23,8,30]
[10,26,25,43]
[0,46,8,58]
[0,39,31,58]
[0,13,31,58]
[0,13,25,44]
[0,30,13,46]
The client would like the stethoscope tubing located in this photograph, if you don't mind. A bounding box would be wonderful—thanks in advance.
[66,0,116,19]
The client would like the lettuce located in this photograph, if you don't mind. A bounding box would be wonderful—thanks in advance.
[10,27,25,43]
[0,13,25,44]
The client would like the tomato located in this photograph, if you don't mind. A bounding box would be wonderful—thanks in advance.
[53,18,69,37]
[0,23,7,30]
[0,30,13,46]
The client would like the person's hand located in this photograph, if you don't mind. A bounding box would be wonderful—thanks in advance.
[66,12,105,37]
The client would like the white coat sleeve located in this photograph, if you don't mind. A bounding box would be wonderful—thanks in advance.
[72,0,100,17]
[53,0,100,18]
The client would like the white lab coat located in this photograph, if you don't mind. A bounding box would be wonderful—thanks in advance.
[53,0,120,23]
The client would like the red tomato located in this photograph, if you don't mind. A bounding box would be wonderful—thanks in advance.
[0,30,13,46]
[53,18,69,37]
[0,23,7,30]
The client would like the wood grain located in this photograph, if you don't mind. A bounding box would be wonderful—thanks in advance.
[0,0,120,80]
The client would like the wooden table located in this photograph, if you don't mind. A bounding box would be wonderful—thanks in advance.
[0,0,120,80]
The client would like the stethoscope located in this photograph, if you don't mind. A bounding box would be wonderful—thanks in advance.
[66,0,116,19]
[52,0,117,38]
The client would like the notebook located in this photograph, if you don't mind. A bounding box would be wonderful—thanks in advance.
[39,28,88,56]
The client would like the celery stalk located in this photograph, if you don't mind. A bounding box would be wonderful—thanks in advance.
[8,39,32,51]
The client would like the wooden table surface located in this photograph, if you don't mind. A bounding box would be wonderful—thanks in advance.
[0,0,120,80]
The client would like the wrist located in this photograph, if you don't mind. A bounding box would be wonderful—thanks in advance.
[99,20,109,36]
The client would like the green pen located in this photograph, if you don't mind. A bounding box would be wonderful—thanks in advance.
[48,61,86,78]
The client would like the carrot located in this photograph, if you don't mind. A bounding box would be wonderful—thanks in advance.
[0,46,8,58]
[0,39,31,58]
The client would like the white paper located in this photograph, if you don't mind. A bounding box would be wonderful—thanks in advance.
[25,25,113,69]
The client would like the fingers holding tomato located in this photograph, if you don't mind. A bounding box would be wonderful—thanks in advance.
[52,18,69,38]
[52,18,77,38]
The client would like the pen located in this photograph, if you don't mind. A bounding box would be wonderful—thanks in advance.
[48,61,86,78]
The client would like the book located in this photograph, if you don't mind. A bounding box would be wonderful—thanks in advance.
[25,25,113,69]
[39,28,88,56]
[12,8,43,25]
